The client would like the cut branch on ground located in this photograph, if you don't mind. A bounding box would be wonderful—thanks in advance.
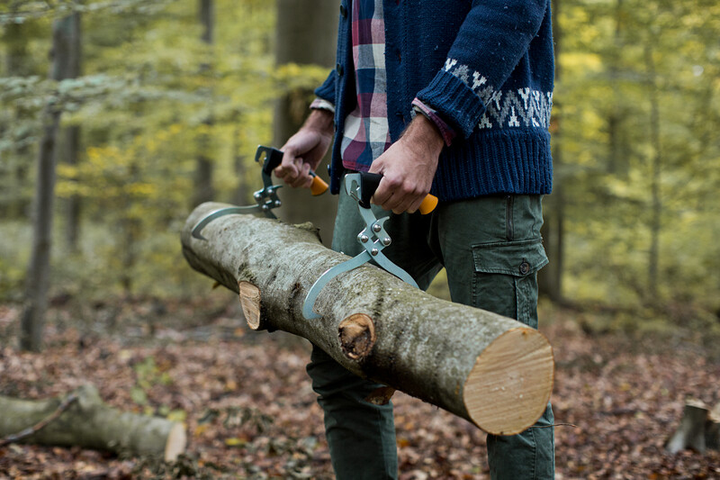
[0,385,186,461]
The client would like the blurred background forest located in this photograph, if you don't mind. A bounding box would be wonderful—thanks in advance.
[1,0,720,478]
[1,0,719,338]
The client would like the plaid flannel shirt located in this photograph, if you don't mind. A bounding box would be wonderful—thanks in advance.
[312,0,455,173]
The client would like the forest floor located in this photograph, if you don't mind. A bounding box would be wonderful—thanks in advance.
[0,294,719,480]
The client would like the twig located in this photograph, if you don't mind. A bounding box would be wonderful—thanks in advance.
[0,392,79,447]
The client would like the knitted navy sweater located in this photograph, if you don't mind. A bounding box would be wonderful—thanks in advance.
[315,0,554,201]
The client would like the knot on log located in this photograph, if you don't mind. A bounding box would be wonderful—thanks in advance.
[338,314,376,360]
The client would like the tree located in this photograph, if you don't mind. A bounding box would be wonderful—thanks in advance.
[539,0,565,302]
[192,0,215,208]
[19,13,75,351]
[273,0,338,246]
[56,10,83,252]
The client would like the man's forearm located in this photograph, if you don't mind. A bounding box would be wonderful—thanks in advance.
[304,108,334,138]
[401,114,445,159]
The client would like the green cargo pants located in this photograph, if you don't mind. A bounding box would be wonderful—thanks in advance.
[306,177,555,480]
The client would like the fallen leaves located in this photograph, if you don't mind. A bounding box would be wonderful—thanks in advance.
[0,299,718,479]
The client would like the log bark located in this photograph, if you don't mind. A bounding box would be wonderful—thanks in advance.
[182,202,555,435]
[0,385,185,461]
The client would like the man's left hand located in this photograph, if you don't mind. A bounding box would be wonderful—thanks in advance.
[368,115,444,214]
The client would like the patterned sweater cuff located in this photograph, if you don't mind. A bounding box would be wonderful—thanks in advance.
[411,98,456,146]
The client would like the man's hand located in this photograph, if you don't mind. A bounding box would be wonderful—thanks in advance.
[275,109,334,189]
[368,115,444,214]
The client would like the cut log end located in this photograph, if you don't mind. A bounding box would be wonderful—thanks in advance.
[164,423,187,462]
[338,313,376,360]
[463,328,554,435]
[238,281,262,330]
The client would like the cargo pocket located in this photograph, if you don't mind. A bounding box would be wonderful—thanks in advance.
[471,238,549,329]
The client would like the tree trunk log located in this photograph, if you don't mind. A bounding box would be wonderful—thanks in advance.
[707,403,720,450]
[666,399,720,454]
[181,202,555,435]
[0,385,186,461]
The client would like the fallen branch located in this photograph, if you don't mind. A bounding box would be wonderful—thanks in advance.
[0,392,78,447]
[181,202,555,435]
[0,385,186,461]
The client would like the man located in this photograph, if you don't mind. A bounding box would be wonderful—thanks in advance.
[275,1,555,478]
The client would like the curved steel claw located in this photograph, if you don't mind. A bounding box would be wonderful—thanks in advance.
[302,173,418,319]
[302,252,372,320]
[191,184,282,240]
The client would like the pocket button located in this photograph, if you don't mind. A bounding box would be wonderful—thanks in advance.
[519,261,531,275]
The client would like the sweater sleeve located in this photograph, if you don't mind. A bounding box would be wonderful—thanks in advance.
[416,0,550,139]
[314,69,336,104]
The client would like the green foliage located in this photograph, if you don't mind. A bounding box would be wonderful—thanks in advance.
[553,0,720,312]
[0,0,328,299]
[1,0,719,322]
[131,355,174,410]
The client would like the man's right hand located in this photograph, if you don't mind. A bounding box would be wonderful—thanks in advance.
[275,109,334,189]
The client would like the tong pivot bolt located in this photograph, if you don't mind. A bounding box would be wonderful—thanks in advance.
[274,200,282,208]
[372,223,382,233]
[382,237,391,246]
[359,234,369,243]
[371,248,379,256]
[254,192,263,200]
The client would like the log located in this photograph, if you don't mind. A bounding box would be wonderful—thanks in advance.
[707,403,720,450]
[182,202,555,435]
[0,385,186,461]
[666,399,720,454]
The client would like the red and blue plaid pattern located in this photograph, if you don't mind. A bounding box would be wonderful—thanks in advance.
[340,0,391,172]
[324,0,455,172]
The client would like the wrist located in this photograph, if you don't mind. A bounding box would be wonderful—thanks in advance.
[304,108,334,138]
[404,115,445,158]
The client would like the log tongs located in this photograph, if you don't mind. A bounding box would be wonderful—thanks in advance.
[302,172,438,319]
[191,145,328,240]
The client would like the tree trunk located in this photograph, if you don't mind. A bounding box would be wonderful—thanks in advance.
[707,402,720,451]
[192,0,215,207]
[54,11,83,253]
[606,0,628,177]
[666,400,720,454]
[63,124,82,253]
[182,202,555,435]
[19,12,85,351]
[645,43,662,301]
[0,385,186,461]
[539,0,564,302]
[19,104,60,352]
[273,0,338,247]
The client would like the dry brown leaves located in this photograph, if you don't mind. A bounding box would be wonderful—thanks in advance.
[0,299,719,479]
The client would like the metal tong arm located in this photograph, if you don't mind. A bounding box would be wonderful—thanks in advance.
[302,173,420,319]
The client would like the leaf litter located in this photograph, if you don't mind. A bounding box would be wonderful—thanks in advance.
[0,298,718,479]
